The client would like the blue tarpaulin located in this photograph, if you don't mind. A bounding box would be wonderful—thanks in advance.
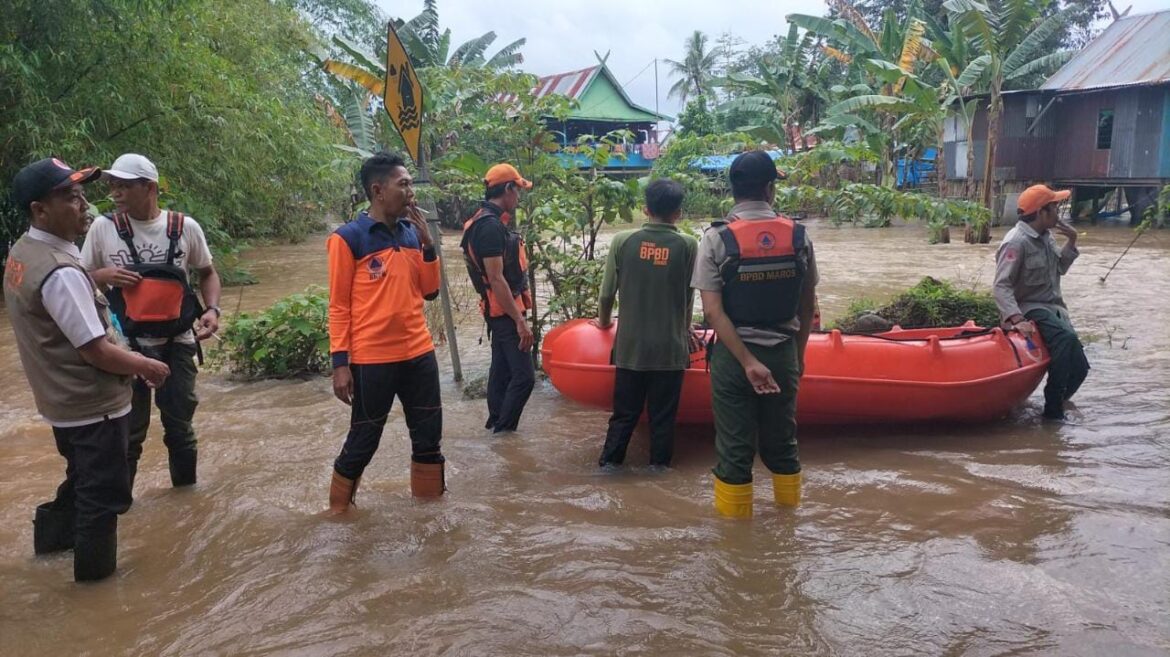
[691,150,785,173]
[896,147,937,188]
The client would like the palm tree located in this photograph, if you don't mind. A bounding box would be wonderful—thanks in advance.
[944,0,1073,211]
[665,31,719,104]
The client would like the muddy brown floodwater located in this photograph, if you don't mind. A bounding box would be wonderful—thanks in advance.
[1,221,1168,656]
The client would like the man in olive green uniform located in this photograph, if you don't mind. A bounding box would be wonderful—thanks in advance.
[993,184,1088,421]
[693,151,817,518]
[5,158,169,581]
[595,179,698,468]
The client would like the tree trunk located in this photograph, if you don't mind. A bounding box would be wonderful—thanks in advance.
[964,116,976,201]
[981,79,1002,212]
[936,122,947,199]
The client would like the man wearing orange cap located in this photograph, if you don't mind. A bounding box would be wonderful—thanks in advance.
[460,163,535,433]
[993,184,1089,421]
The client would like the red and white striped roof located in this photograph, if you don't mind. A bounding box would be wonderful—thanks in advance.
[497,66,600,105]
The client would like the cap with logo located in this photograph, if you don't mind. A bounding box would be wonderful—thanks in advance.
[104,153,159,182]
[484,163,532,189]
[1017,184,1071,215]
[11,158,101,214]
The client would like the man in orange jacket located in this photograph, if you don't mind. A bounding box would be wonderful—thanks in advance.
[326,152,445,513]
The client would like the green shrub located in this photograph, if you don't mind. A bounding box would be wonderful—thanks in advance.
[216,287,330,379]
[834,277,999,331]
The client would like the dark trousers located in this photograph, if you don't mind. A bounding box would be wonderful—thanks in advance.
[48,415,133,538]
[486,315,535,432]
[333,351,443,480]
[128,342,199,480]
[599,368,685,466]
[1026,308,1090,416]
[710,339,802,485]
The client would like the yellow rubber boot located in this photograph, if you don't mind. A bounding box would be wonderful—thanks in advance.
[773,472,802,508]
[713,478,753,519]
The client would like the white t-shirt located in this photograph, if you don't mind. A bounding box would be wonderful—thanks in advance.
[28,227,132,426]
[81,210,213,346]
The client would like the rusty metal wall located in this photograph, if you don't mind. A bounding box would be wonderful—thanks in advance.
[1053,91,1115,179]
[945,87,1167,183]
[996,94,1056,181]
[1115,86,1165,178]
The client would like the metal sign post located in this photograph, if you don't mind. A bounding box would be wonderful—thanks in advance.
[383,21,462,381]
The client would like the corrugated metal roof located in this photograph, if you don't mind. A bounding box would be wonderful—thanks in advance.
[498,67,599,105]
[498,64,671,121]
[1042,11,1170,92]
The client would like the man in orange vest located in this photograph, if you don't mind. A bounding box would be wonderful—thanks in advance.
[81,153,221,490]
[460,163,535,433]
[326,152,445,512]
[692,151,818,518]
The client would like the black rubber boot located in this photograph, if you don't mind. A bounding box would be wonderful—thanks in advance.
[168,448,197,487]
[33,502,75,555]
[73,520,117,582]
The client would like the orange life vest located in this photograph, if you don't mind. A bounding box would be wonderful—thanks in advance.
[460,203,531,318]
[713,215,806,329]
[105,211,204,340]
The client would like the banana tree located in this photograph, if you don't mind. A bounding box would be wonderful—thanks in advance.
[790,0,938,186]
[925,13,990,200]
[390,0,525,69]
[316,30,534,167]
[717,23,828,154]
[944,0,1073,211]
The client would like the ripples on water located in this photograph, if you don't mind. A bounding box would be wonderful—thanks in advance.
[1,222,1168,656]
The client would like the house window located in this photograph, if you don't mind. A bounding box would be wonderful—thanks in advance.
[1096,110,1113,149]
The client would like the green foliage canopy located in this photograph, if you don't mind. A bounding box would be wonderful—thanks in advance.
[2,0,352,263]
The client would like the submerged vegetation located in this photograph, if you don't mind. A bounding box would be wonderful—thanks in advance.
[216,288,331,379]
[835,277,1001,332]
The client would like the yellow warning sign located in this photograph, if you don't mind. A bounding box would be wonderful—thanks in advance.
[384,22,423,164]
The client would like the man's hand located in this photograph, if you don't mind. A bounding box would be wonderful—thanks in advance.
[687,329,705,354]
[333,365,354,405]
[137,356,170,389]
[516,317,534,352]
[1053,221,1078,244]
[745,358,781,395]
[92,267,141,288]
[1012,319,1037,338]
[589,318,613,330]
[194,308,219,341]
[406,205,433,249]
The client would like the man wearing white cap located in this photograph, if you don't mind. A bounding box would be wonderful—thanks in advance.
[81,153,221,489]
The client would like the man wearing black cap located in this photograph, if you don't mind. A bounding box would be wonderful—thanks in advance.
[692,151,818,518]
[4,158,170,581]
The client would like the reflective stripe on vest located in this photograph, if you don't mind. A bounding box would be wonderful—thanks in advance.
[715,215,806,329]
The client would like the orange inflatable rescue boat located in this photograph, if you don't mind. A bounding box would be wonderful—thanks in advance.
[541,319,1050,425]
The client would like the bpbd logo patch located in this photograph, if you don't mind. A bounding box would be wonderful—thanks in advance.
[368,256,385,280]
[756,232,776,251]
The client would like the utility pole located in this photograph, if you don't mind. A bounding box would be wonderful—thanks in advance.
[654,58,659,117]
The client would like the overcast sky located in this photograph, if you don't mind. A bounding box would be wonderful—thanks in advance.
[377,0,1170,119]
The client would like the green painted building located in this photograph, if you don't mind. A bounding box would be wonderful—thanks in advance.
[502,63,672,169]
